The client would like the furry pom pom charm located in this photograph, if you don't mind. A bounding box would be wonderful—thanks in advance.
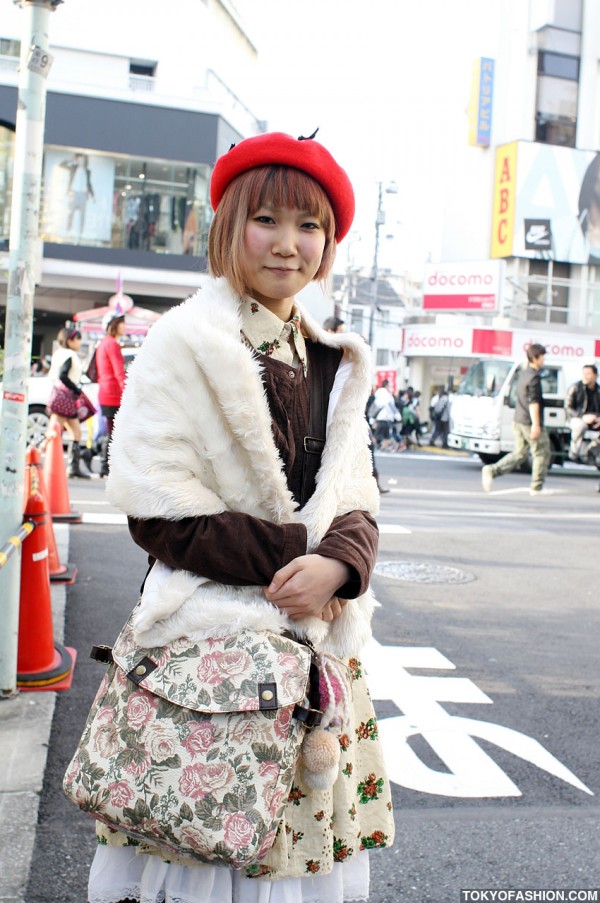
[299,652,352,792]
[300,727,340,791]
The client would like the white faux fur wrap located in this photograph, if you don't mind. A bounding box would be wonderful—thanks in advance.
[107,278,380,658]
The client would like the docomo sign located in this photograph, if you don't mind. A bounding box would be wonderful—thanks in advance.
[515,330,598,361]
[403,325,600,360]
[404,327,472,357]
[423,261,502,311]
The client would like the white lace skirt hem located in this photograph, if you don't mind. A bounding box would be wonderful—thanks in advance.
[88,846,370,903]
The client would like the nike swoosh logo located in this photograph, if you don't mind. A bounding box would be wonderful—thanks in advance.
[526,226,550,244]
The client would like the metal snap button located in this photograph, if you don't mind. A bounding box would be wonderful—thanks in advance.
[135,664,147,676]
[288,370,295,378]
[261,689,274,702]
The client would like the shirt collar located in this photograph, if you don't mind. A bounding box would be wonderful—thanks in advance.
[240,299,307,375]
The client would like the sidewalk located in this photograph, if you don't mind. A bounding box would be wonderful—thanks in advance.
[0,524,69,903]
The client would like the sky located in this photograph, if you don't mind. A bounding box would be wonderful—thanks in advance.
[235,0,501,277]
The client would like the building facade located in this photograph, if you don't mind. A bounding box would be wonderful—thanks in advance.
[0,0,263,361]
[336,0,600,409]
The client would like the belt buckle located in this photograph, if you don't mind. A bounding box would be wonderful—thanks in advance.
[303,436,323,454]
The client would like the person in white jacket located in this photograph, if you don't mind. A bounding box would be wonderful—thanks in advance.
[372,379,400,451]
[82,131,394,903]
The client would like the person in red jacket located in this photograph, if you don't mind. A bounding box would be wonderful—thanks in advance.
[96,311,126,476]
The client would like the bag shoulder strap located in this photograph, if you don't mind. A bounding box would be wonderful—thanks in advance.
[300,343,341,507]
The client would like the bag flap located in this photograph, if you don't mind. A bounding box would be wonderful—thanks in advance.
[111,612,312,715]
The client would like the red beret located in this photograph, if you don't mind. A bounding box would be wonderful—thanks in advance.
[210,132,355,242]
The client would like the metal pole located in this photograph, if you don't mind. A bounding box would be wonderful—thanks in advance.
[368,182,383,349]
[0,0,59,698]
[546,258,553,324]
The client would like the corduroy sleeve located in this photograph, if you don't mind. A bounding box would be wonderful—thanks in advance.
[314,511,379,599]
[128,513,307,587]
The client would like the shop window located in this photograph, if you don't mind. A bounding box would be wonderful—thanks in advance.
[0,38,19,57]
[130,61,156,77]
[526,260,570,324]
[129,60,156,92]
[376,349,390,367]
[0,37,19,75]
[350,307,364,333]
[586,266,600,330]
[537,52,579,80]
[535,114,577,147]
[535,67,578,147]
[534,11,581,149]
[40,145,211,258]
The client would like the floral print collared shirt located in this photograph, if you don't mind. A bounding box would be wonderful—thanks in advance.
[241,299,308,376]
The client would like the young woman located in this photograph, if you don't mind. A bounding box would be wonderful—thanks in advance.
[46,326,91,478]
[95,310,126,476]
[89,131,394,903]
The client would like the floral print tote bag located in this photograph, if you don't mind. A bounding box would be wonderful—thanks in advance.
[63,610,319,869]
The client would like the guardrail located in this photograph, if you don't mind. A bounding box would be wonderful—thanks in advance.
[0,460,42,571]
[0,520,37,571]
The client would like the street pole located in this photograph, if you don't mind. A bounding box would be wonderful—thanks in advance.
[0,0,60,698]
[368,182,383,350]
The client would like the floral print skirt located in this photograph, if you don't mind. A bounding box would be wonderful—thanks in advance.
[89,658,394,902]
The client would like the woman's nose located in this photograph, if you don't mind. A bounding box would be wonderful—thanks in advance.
[273,227,296,255]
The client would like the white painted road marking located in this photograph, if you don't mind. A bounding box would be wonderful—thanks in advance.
[362,639,593,798]
[81,512,127,525]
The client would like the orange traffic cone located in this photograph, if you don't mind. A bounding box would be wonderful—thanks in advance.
[17,489,77,691]
[25,447,78,584]
[42,426,82,524]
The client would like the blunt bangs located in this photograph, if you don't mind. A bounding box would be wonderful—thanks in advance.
[208,165,337,298]
[245,166,334,234]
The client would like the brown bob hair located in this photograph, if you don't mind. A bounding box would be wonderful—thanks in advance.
[208,165,337,298]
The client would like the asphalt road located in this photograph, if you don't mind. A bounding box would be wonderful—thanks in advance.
[26,450,600,903]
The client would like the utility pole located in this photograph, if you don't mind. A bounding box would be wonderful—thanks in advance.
[367,182,383,351]
[0,0,62,698]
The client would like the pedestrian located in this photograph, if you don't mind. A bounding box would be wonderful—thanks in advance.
[87,130,394,902]
[399,401,420,448]
[365,385,390,494]
[406,390,423,446]
[481,343,551,495]
[31,353,51,376]
[565,363,600,461]
[323,315,344,333]
[430,387,450,448]
[372,379,402,451]
[45,326,91,478]
[95,310,126,477]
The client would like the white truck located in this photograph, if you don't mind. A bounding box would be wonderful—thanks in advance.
[447,357,600,470]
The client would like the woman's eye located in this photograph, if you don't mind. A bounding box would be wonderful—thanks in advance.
[302,221,321,230]
[255,215,274,224]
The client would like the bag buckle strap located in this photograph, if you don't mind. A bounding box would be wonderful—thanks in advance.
[90,644,114,664]
[293,704,323,727]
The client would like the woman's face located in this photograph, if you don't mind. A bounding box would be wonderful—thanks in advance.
[67,335,82,351]
[242,204,326,315]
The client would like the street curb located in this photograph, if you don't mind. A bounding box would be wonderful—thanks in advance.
[0,525,68,903]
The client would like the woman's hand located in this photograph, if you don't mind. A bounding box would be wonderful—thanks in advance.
[264,554,351,620]
[320,596,348,622]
